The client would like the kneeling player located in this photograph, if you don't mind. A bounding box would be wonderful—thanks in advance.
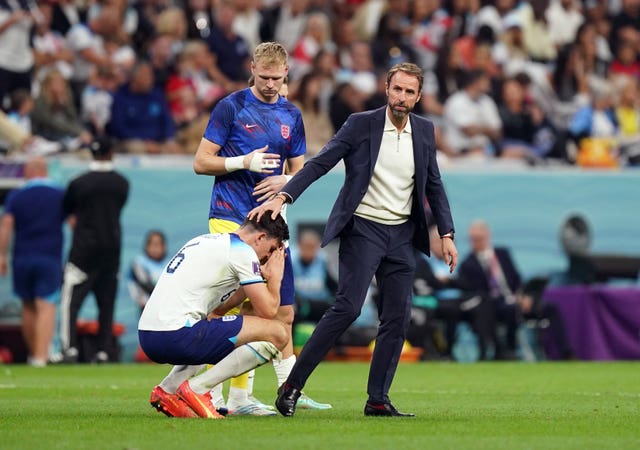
[138,215,289,418]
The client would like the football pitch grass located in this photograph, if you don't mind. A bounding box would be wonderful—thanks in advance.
[1,362,638,450]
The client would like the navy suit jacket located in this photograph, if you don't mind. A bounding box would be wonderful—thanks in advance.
[457,247,522,296]
[282,106,454,256]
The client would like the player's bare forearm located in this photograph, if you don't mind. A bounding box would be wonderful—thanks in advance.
[193,138,227,175]
[211,287,246,316]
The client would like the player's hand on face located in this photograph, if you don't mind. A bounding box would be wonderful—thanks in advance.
[253,175,289,203]
[245,145,281,173]
[441,239,458,273]
[260,246,285,283]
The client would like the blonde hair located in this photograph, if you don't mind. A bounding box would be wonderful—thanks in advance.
[155,7,187,39]
[40,70,73,106]
[253,42,288,67]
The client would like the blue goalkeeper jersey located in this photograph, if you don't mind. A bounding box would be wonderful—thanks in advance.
[203,88,306,224]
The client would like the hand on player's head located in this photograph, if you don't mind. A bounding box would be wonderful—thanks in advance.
[248,201,283,222]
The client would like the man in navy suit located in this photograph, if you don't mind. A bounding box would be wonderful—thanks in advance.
[251,63,457,417]
[457,220,572,360]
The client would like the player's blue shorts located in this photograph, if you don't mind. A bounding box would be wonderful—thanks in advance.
[138,315,244,365]
[209,218,294,307]
[12,256,62,302]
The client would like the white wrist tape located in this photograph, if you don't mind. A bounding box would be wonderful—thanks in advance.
[248,153,280,172]
[224,155,245,172]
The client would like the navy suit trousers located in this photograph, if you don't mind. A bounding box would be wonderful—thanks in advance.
[288,216,416,403]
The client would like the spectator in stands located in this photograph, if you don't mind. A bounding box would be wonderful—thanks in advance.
[498,77,558,159]
[371,1,416,70]
[292,72,334,158]
[609,39,640,80]
[86,0,141,39]
[329,81,366,133]
[309,48,338,112]
[154,6,188,60]
[409,0,451,71]
[175,40,227,109]
[31,70,92,149]
[81,65,119,136]
[50,0,83,36]
[433,38,467,108]
[457,220,520,360]
[185,0,214,40]
[520,0,557,64]
[568,78,617,142]
[0,0,35,107]
[473,0,518,38]
[233,0,263,52]
[66,5,120,106]
[128,230,168,314]
[0,109,61,156]
[207,0,250,88]
[609,0,640,60]
[614,76,640,145]
[32,2,74,96]
[0,89,64,155]
[442,69,502,158]
[0,157,65,367]
[545,0,585,49]
[60,135,129,363]
[108,61,180,154]
[146,34,175,91]
[291,229,337,332]
[260,0,310,51]
[290,11,332,79]
[492,13,528,75]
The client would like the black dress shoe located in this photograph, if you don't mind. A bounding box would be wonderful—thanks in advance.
[364,402,415,417]
[276,383,302,417]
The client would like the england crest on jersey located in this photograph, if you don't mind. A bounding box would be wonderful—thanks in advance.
[281,124,290,139]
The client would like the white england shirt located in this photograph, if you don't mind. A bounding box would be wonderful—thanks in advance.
[138,233,264,332]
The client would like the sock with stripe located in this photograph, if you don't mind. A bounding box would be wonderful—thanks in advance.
[189,343,275,395]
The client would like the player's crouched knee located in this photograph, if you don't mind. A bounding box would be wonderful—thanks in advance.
[270,321,288,350]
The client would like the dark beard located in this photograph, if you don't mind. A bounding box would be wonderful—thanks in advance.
[389,104,410,123]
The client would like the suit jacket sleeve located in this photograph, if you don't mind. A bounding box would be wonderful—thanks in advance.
[281,114,356,202]
[424,121,454,236]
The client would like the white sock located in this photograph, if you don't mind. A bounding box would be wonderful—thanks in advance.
[227,386,249,407]
[188,342,279,395]
[273,354,296,388]
[246,369,256,398]
[209,383,225,408]
[159,364,205,394]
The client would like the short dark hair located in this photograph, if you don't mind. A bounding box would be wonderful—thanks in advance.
[386,62,424,92]
[241,214,290,243]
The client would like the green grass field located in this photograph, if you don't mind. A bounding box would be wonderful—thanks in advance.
[1,362,639,450]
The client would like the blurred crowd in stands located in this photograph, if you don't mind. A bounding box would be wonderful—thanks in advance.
[2,0,640,166]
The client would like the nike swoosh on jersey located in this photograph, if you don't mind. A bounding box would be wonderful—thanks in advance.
[244,124,258,129]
